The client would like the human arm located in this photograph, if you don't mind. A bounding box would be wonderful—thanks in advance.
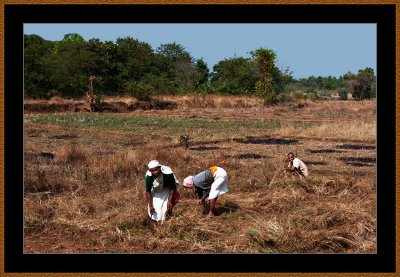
[285,165,295,172]
[199,189,210,205]
[286,158,302,173]
[164,173,177,211]
[145,175,155,214]
[146,191,155,214]
[167,186,176,211]
[284,159,293,170]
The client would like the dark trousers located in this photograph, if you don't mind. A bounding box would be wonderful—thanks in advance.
[195,187,211,202]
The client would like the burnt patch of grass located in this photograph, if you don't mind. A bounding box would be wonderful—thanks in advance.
[235,137,299,145]
[339,157,375,167]
[308,149,342,154]
[303,161,327,165]
[336,144,376,150]
[347,163,372,167]
[189,146,221,151]
[40,152,55,159]
[50,133,79,140]
[353,171,368,175]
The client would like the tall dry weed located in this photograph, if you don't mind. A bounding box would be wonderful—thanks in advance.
[59,142,88,163]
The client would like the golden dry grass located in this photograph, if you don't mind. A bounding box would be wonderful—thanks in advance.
[23,95,376,253]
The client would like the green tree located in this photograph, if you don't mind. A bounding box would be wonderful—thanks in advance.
[210,57,257,94]
[115,37,154,82]
[194,58,209,88]
[156,42,198,92]
[24,34,55,98]
[156,42,191,62]
[48,33,96,97]
[250,48,278,104]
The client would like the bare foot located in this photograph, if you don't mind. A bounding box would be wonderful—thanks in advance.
[205,214,214,220]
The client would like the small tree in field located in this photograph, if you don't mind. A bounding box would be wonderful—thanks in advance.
[251,48,278,104]
[338,87,348,100]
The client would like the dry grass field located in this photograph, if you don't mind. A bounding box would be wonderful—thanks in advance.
[23,95,376,253]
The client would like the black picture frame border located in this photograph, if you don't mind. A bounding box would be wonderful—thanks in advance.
[4,3,396,273]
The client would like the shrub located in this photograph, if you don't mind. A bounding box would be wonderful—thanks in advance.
[124,81,153,101]
[178,135,192,149]
[338,88,347,100]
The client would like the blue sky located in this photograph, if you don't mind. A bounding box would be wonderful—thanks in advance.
[24,23,376,79]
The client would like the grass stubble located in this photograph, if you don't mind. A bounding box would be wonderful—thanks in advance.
[23,95,376,253]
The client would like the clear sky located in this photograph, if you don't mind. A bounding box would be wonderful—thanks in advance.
[24,23,376,80]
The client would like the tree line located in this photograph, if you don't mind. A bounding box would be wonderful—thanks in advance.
[24,33,376,103]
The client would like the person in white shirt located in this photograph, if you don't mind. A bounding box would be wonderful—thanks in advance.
[284,152,308,177]
[182,166,228,220]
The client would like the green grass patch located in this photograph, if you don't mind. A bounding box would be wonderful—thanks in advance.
[25,113,284,136]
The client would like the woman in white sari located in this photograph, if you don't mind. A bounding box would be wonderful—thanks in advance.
[145,160,180,222]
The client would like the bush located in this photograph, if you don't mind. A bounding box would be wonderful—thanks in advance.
[124,81,153,101]
[338,88,347,100]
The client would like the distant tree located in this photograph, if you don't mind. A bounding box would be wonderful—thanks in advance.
[338,87,348,100]
[250,48,278,104]
[346,68,375,100]
[210,57,257,94]
[156,42,192,62]
[156,42,198,92]
[48,33,96,97]
[194,58,209,87]
[24,34,55,98]
[114,37,154,82]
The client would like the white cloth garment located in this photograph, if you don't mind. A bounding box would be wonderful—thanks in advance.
[208,167,228,200]
[148,185,171,222]
[292,158,308,177]
[145,165,179,222]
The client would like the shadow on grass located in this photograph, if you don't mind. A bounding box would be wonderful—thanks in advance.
[232,153,268,159]
[214,202,240,216]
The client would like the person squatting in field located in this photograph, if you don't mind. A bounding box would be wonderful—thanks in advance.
[284,152,308,178]
[145,160,180,222]
[183,166,228,220]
